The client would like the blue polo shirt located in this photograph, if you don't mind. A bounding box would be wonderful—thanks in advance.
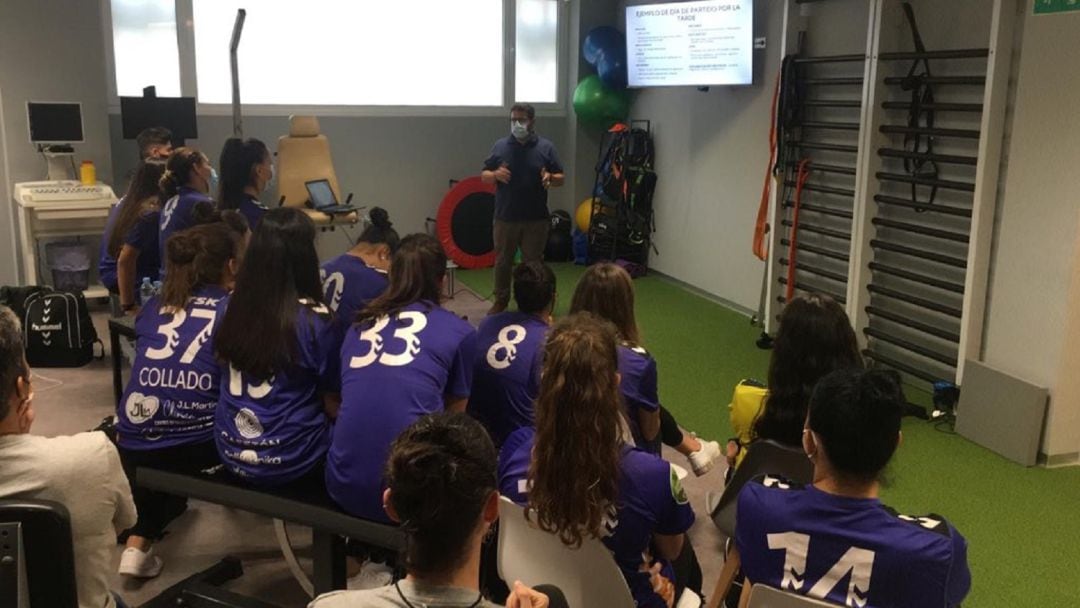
[483,134,563,222]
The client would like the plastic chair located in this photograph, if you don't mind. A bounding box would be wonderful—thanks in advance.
[709,439,813,538]
[704,440,813,608]
[497,497,701,608]
[0,499,78,608]
[276,115,356,226]
[744,584,839,608]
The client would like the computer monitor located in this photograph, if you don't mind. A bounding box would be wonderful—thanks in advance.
[120,96,198,142]
[305,179,337,209]
[27,102,84,144]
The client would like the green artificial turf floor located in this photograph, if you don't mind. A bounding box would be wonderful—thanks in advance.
[457,262,1080,606]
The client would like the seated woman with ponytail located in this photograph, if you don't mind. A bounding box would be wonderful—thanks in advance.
[159,147,217,275]
[218,137,273,229]
[326,233,477,523]
[100,159,167,315]
[320,207,400,324]
[214,207,342,489]
[115,216,250,579]
[570,263,721,476]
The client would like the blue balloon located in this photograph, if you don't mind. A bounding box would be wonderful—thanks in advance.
[582,26,624,67]
[598,48,628,90]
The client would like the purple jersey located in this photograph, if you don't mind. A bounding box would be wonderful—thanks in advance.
[159,186,213,274]
[320,254,389,325]
[499,427,695,608]
[116,285,229,450]
[326,301,476,522]
[98,201,122,291]
[467,312,547,446]
[236,195,267,230]
[215,300,343,487]
[736,476,971,608]
[618,344,661,451]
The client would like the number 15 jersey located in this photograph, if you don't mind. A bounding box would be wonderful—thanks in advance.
[326,301,477,522]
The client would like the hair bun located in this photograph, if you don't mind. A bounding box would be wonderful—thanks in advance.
[369,207,392,229]
[166,232,199,265]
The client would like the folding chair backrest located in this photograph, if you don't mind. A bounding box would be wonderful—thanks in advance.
[497,497,636,608]
[0,499,78,608]
[711,440,813,537]
[746,583,839,607]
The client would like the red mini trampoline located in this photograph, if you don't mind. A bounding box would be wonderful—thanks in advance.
[436,176,497,269]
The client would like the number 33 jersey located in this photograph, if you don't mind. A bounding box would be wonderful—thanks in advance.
[736,476,971,608]
[326,300,477,522]
[117,285,229,450]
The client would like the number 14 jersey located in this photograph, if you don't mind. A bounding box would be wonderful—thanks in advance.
[736,476,971,608]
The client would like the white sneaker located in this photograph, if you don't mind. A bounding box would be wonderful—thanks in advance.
[347,561,393,590]
[118,547,163,578]
[688,439,722,476]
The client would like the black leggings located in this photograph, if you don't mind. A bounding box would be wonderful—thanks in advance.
[660,406,685,447]
[118,440,220,540]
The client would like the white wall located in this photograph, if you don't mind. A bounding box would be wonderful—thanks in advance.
[0,0,114,286]
[982,3,1080,459]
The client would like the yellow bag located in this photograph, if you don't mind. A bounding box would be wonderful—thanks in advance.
[727,379,767,468]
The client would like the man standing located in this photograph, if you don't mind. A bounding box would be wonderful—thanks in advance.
[481,103,565,315]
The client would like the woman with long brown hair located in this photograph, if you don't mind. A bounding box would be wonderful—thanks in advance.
[726,293,863,468]
[99,159,166,314]
[498,312,700,608]
[569,262,721,476]
[326,233,477,523]
[158,147,216,275]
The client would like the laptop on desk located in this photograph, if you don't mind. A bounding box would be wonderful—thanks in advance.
[305,179,356,214]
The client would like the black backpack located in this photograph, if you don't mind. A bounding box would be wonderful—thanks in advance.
[21,290,102,367]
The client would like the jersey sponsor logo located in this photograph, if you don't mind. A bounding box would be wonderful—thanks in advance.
[138,366,215,392]
[486,324,527,370]
[767,532,875,608]
[234,408,264,439]
[125,392,160,424]
[670,465,689,505]
[224,448,283,466]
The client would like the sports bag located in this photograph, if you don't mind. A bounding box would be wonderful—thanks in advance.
[22,289,102,367]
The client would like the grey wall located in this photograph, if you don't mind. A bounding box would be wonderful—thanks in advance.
[109,114,573,260]
[0,0,114,286]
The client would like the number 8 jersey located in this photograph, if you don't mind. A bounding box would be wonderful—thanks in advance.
[326,300,477,522]
[116,285,229,450]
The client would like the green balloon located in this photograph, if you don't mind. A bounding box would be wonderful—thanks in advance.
[573,75,630,129]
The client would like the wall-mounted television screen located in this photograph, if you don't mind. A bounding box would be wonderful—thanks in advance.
[627,0,753,87]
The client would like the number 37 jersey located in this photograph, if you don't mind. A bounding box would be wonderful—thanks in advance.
[326,300,477,522]
[117,285,229,450]
[736,476,971,608]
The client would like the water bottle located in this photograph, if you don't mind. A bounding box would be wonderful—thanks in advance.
[139,277,154,305]
[152,280,163,296]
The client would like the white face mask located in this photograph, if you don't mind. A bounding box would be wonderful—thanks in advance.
[511,120,530,140]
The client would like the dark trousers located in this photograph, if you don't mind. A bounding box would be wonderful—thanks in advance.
[660,406,685,447]
[493,219,549,303]
[118,440,220,539]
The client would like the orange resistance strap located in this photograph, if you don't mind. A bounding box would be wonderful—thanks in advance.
[752,71,782,261]
[785,159,812,301]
